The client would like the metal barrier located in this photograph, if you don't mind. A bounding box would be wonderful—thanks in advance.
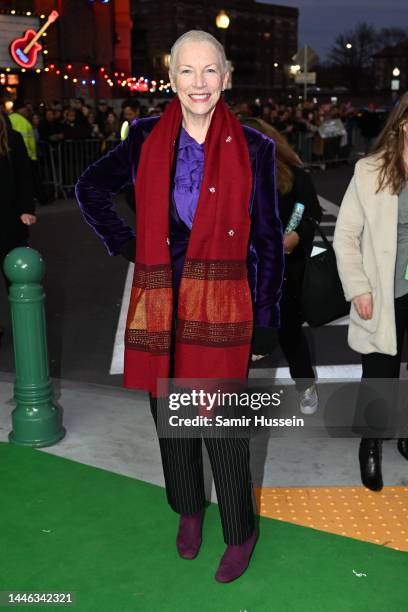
[55,138,120,199]
[38,138,120,200]
[37,141,59,200]
[295,130,360,169]
[37,129,366,201]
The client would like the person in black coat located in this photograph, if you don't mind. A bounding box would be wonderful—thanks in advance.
[0,110,36,288]
[244,118,322,414]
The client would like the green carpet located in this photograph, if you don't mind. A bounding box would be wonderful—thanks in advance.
[1,442,407,612]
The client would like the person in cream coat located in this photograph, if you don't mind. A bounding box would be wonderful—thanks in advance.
[334,93,408,491]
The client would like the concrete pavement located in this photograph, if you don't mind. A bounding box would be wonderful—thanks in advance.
[2,371,408,491]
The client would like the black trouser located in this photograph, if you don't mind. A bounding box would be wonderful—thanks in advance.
[356,292,408,437]
[31,160,47,205]
[0,253,10,290]
[150,396,255,545]
[278,289,315,392]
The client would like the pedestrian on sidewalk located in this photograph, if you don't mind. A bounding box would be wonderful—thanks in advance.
[8,99,46,205]
[0,109,36,280]
[0,109,36,340]
[242,118,322,415]
[76,30,284,583]
[334,92,408,492]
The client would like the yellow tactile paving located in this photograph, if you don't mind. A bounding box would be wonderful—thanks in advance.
[254,486,408,551]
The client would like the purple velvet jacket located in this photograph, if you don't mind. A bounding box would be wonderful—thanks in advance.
[75,116,284,328]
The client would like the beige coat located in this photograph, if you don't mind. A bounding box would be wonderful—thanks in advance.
[333,154,398,355]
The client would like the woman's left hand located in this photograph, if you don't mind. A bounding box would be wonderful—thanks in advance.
[20,214,37,226]
[284,231,300,254]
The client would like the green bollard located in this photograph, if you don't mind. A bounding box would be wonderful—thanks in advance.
[3,247,65,447]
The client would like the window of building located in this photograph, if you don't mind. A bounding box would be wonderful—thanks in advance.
[153,56,162,68]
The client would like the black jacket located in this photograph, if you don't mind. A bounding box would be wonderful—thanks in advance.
[279,165,322,298]
[0,129,35,253]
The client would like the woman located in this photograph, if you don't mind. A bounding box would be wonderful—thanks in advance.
[243,118,322,414]
[76,31,283,582]
[0,110,36,286]
[86,110,104,140]
[333,93,408,491]
[103,111,120,141]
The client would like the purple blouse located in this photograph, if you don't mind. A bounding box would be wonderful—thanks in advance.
[173,127,204,228]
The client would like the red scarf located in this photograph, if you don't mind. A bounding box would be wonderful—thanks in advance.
[124,98,253,395]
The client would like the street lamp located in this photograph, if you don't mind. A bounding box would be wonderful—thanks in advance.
[216,10,230,50]
[216,10,230,30]
[346,43,352,49]
[289,64,301,75]
[391,67,400,101]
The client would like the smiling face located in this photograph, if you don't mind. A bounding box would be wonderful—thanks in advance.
[170,40,229,123]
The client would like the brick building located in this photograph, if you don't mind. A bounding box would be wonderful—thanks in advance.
[131,0,298,99]
[0,0,131,102]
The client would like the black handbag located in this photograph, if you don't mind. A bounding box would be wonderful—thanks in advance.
[301,220,350,327]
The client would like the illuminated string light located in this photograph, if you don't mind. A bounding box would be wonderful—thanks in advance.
[18,58,172,94]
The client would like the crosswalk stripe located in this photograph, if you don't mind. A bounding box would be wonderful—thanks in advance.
[250,363,408,381]
[318,195,340,216]
[315,235,334,242]
[110,263,133,375]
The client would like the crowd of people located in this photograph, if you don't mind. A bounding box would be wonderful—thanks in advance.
[30,97,145,143]
[3,93,389,158]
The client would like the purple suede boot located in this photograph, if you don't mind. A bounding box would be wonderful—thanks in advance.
[215,529,258,583]
[176,511,203,560]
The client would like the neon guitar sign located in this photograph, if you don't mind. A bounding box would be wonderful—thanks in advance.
[10,11,59,69]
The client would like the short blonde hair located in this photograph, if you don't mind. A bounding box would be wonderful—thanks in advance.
[169,30,227,76]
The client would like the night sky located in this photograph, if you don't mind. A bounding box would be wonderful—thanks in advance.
[259,0,408,60]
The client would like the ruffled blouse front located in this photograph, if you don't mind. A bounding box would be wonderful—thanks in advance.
[172,127,204,229]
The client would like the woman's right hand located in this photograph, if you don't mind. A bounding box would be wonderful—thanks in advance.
[352,293,373,320]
